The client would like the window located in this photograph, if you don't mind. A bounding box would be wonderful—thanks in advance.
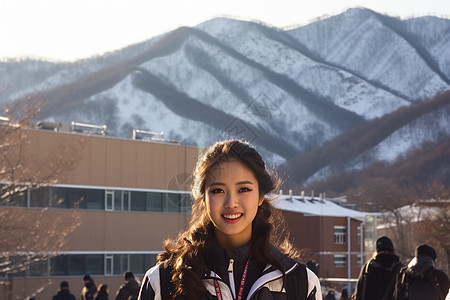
[70,188,89,209]
[30,188,52,207]
[5,189,28,207]
[86,255,103,275]
[29,259,48,277]
[114,254,129,275]
[68,255,85,275]
[114,190,130,211]
[2,186,191,213]
[105,255,113,275]
[50,254,104,276]
[131,191,146,211]
[334,226,346,244]
[105,190,114,211]
[130,254,157,275]
[123,191,130,211]
[50,255,69,276]
[165,193,191,213]
[14,253,157,277]
[147,192,164,212]
[334,255,346,268]
[357,226,361,245]
[86,189,104,210]
[357,254,363,267]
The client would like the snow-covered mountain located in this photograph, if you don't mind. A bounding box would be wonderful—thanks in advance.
[2,7,450,185]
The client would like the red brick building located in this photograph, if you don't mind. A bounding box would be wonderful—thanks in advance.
[275,193,376,285]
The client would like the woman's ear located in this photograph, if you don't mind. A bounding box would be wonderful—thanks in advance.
[258,196,264,206]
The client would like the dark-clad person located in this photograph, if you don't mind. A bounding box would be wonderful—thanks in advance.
[81,275,97,300]
[324,289,336,300]
[393,244,449,300]
[95,284,109,300]
[352,236,403,300]
[52,281,76,300]
[338,288,350,300]
[115,271,139,300]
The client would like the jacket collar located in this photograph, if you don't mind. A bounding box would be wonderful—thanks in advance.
[203,244,300,300]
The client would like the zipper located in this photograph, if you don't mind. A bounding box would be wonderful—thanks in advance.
[228,258,236,299]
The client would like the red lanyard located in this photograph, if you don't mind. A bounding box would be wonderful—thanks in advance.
[213,250,251,300]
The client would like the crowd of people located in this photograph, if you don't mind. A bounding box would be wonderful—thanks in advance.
[52,272,139,300]
[323,236,449,300]
[51,140,449,300]
[352,236,449,300]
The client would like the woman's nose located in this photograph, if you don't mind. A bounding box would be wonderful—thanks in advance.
[224,192,239,208]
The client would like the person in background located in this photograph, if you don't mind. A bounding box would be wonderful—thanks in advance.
[393,244,449,300]
[80,275,97,300]
[95,284,109,300]
[115,271,140,300]
[352,236,403,300]
[138,140,322,300]
[52,281,76,300]
[307,260,320,276]
[324,289,336,300]
[338,288,350,300]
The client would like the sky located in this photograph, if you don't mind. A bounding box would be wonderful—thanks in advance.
[1,0,449,62]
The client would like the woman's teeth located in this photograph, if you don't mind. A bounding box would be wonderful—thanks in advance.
[223,214,242,219]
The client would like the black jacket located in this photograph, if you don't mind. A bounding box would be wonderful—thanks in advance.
[116,279,140,300]
[393,255,450,300]
[352,253,403,300]
[53,289,77,300]
[95,290,109,300]
[138,243,322,300]
[81,282,98,300]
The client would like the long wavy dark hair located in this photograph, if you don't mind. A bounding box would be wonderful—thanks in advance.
[157,140,299,299]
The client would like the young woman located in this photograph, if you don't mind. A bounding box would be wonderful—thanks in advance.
[138,140,322,300]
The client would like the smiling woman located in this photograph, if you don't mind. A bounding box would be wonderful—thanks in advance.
[137,139,322,300]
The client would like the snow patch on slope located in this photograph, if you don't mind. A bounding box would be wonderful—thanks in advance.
[305,105,450,184]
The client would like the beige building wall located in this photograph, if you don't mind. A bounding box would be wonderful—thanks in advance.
[27,128,201,190]
[5,129,201,300]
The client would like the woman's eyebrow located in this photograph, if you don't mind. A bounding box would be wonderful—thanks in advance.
[207,182,225,188]
[236,181,254,185]
[207,180,254,187]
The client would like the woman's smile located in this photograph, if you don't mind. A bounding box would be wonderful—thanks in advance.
[222,212,244,223]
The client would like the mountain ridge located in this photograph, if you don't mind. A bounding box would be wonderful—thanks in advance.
[2,7,450,188]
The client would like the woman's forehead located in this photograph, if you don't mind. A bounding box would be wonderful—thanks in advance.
[205,160,256,183]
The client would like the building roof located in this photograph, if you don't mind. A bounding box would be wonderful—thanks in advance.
[273,194,373,220]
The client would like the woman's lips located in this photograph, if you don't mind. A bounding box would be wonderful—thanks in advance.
[222,213,243,223]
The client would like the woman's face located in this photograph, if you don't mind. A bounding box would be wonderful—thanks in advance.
[204,160,263,250]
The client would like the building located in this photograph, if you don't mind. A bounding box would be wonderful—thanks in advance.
[1,124,200,300]
[274,192,376,289]
[1,123,376,299]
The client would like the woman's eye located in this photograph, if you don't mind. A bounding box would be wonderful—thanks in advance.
[210,188,224,194]
[239,187,252,193]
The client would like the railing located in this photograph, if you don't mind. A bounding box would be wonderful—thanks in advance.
[132,129,180,144]
[71,121,107,136]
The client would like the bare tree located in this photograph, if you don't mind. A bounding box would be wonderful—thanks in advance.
[415,182,450,274]
[0,99,83,300]
[377,181,450,274]
[378,204,426,261]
